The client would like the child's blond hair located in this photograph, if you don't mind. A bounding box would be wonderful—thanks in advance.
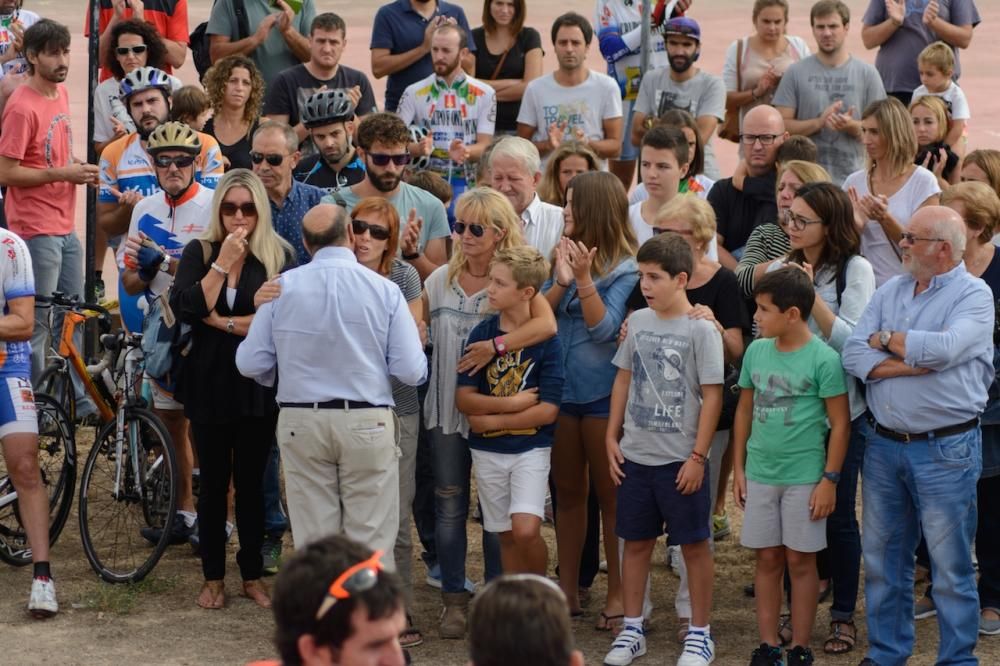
[492,246,550,294]
[918,41,955,76]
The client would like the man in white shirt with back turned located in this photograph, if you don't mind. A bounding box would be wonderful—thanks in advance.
[236,203,427,564]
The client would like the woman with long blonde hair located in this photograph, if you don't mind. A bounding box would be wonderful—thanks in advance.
[171,169,293,611]
[421,187,557,638]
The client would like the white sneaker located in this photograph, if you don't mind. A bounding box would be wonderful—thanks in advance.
[28,578,58,618]
[604,626,646,665]
[677,629,715,665]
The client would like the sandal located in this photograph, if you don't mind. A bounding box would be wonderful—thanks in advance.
[595,611,624,632]
[400,615,424,649]
[777,613,793,647]
[241,579,272,609]
[824,619,856,655]
[197,580,225,610]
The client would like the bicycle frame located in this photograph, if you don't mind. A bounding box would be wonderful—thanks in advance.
[52,308,116,424]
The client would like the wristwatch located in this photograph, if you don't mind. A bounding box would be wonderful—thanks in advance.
[158,256,171,273]
[878,330,893,351]
[402,251,421,261]
[226,318,235,334]
[823,471,841,484]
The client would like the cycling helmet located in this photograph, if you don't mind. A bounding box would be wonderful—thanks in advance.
[146,121,201,156]
[119,66,173,102]
[408,125,431,170]
[301,89,356,128]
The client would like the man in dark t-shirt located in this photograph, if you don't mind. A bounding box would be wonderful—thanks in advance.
[292,89,366,197]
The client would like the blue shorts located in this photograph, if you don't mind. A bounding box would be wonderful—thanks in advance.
[615,458,711,544]
[0,376,38,439]
[560,395,611,419]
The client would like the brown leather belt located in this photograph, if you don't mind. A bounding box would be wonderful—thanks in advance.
[869,416,979,443]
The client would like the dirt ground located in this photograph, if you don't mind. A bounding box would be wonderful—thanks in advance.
[2,0,1000,664]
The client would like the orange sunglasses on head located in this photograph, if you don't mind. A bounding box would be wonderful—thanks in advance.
[315,550,385,621]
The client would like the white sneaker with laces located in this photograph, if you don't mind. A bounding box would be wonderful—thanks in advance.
[604,626,646,666]
[28,577,58,618]
[677,629,715,666]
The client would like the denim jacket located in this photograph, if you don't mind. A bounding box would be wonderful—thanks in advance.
[545,258,638,405]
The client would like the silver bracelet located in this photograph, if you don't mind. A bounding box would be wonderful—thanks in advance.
[210,262,228,276]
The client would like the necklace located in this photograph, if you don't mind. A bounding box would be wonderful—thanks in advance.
[466,268,488,278]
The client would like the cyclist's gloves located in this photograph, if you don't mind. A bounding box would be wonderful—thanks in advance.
[137,244,166,282]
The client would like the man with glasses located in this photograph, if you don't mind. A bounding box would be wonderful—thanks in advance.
[323,112,449,281]
[118,121,210,549]
[773,0,885,185]
[707,104,788,270]
[843,206,992,666]
[250,120,325,267]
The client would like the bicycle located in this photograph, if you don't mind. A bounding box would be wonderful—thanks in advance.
[0,392,76,566]
[77,325,179,583]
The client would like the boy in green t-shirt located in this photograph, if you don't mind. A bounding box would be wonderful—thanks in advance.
[732,267,850,666]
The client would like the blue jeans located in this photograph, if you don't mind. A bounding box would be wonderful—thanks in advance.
[827,415,866,621]
[262,440,288,538]
[429,427,500,593]
[862,425,981,666]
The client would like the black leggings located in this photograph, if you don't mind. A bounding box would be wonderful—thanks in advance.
[192,416,275,581]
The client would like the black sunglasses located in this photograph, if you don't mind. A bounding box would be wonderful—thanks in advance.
[453,222,486,237]
[220,202,258,217]
[250,152,286,167]
[153,154,196,169]
[352,218,391,241]
[367,152,411,167]
[116,45,147,56]
[652,226,692,236]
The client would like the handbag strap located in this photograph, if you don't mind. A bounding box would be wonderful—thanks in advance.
[489,45,512,81]
[736,37,744,92]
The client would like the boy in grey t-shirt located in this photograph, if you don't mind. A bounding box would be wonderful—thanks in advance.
[604,233,723,666]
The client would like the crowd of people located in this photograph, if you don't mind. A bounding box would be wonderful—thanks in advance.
[0,0,995,665]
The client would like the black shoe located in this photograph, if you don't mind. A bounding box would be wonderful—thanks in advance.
[786,646,814,664]
[857,660,880,666]
[749,643,782,666]
[140,514,194,546]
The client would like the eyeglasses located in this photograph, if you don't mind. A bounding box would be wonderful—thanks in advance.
[652,226,693,236]
[250,152,287,167]
[115,45,147,56]
[900,232,945,244]
[740,133,780,146]
[453,221,486,237]
[220,201,258,218]
[367,152,411,167]
[352,218,391,241]
[153,154,196,169]
[315,550,385,621]
[783,210,823,232]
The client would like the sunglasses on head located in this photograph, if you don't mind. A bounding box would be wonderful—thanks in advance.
[352,218,391,241]
[115,45,147,56]
[315,550,385,621]
[153,154,196,169]
[250,152,286,167]
[367,152,411,167]
[453,221,486,237]
[220,201,258,218]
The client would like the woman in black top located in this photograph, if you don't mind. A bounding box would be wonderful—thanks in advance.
[202,55,263,171]
[471,0,542,134]
[171,170,293,611]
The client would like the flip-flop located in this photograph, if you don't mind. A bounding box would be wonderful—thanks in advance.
[595,611,624,632]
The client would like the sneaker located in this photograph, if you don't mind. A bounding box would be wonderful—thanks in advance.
[425,563,476,593]
[261,535,283,576]
[712,513,731,540]
[28,577,58,618]
[604,626,646,666]
[141,513,194,546]
[785,646,814,665]
[189,520,233,556]
[749,643,783,666]
[980,608,1000,635]
[667,544,682,576]
[677,629,715,665]
[914,593,937,619]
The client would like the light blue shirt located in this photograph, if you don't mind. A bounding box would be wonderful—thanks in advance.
[235,246,427,404]
[842,262,995,433]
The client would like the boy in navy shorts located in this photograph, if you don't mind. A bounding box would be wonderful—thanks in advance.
[733,267,850,666]
[605,233,723,666]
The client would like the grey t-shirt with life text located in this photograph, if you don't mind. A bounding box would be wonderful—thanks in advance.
[612,310,724,466]
[772,55,886,185]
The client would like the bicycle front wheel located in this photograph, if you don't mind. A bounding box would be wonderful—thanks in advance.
[79,407,177,583]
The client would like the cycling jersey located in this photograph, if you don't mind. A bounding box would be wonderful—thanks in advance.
[0,228,33,378]
[99,132,225,204]
[596,0,668,102]
[292,151,366,197]
[396,73,496,188]
[115,183,214,335]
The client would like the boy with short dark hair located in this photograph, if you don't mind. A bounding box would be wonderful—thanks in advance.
[629,127,690,246]
[455,246,563,576]
[605,233,723,666]
[733,267,850,666]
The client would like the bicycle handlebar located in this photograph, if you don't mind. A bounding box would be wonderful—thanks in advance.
[35,293,112,318]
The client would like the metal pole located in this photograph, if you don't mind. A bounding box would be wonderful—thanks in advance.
[85,0,100,354]
[639,0,650,77]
